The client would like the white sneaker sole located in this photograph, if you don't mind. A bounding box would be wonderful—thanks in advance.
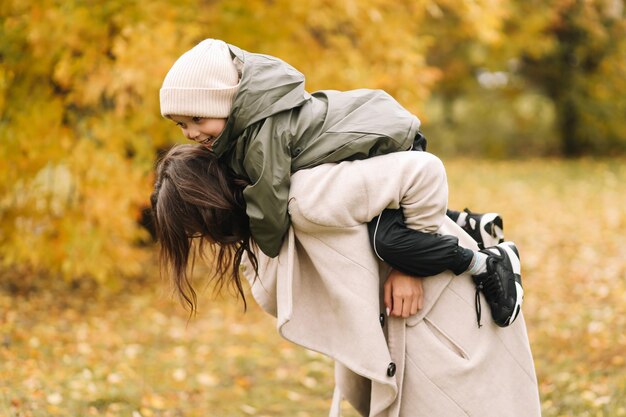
[500,242,523,326]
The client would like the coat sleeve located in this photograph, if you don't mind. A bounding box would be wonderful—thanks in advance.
[241,120,292,258]
[288,151,449,234]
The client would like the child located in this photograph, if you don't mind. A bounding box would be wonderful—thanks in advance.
[159,39,522,327]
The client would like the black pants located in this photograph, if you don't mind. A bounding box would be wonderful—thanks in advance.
[367,132,473,277]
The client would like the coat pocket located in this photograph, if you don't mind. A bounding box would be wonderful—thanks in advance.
[405,279,474,362]
[422,317,470,360]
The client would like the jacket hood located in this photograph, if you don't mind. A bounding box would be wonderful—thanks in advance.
[211,44,311,156]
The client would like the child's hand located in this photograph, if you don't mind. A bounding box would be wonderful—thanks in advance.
[384,269,424,318]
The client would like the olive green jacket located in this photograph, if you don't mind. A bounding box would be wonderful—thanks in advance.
[211,44,421,257]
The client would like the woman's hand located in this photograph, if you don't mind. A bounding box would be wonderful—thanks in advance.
[384,268,424,318]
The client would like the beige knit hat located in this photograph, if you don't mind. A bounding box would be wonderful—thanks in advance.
[160,39,240,118]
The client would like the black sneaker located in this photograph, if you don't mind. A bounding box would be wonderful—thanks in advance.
[461,208,504,250]
[472,242,523,328]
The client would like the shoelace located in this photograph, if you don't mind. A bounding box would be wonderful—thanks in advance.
[475,284,483,328]
[474,272,505,328]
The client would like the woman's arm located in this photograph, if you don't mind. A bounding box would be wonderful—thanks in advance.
[288,151,449,233]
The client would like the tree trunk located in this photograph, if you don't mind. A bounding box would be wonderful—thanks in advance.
[559,96,584,157]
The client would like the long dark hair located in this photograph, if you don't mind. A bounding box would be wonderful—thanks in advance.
[150,144,257,313]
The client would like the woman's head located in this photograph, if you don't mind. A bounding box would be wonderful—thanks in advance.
[151,144,255,313]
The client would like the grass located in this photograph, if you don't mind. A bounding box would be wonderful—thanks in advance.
[1,158,625,417]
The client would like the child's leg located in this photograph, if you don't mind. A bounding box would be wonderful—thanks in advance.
[368,208,474,277]
[369,208,523,328]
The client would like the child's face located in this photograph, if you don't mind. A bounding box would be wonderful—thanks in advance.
[169,116,227,150]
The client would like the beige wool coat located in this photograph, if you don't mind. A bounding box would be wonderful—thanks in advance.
[244,151,542,416]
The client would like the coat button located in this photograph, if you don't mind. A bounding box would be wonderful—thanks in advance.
[293,147,302,156]
[387,362,396,377]
[379,313,385,327]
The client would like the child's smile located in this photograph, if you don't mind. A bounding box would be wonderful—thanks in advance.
[169,116,227,149]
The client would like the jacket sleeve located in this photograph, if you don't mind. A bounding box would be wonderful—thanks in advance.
[241,120,292,258]
[288,151,449,234]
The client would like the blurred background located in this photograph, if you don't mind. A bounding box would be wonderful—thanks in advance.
[1,0,625,416]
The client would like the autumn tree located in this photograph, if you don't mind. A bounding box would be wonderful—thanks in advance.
[506,0,626,156]
[2,0,624,288]
[419,0,510,122]
[0,0,444,286]
[0,0,206,285]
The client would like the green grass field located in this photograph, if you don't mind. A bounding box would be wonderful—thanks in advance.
[1,158,625,417]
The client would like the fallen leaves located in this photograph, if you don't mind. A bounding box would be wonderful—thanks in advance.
[1,158,625,416]
[447,158,626,417]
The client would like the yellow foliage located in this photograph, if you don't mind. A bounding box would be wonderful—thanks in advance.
[0,0,171,284]
[1,0,625,285]
[0,0,501,284]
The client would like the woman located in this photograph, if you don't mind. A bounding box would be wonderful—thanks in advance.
[151,144,541,417]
